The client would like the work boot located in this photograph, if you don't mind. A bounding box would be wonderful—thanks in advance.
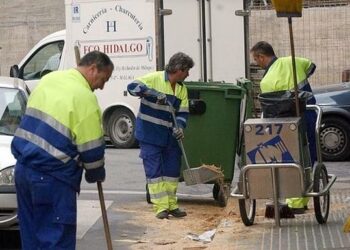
[169,208,187,218]
[156,210,169,219]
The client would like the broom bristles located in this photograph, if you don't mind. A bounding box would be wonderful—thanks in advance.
[265,203,295,219]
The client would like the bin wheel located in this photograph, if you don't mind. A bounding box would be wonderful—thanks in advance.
[213,183,220,200]
[313,164,330,224]
[146,184,152,204]
[238,198,256,226]
[213,183,229,207]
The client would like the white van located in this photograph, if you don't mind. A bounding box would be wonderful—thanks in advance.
[10,0,246,148]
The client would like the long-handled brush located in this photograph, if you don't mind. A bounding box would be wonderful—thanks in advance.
[169,103,224,186]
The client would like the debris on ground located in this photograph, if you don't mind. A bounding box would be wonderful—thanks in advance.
[186,229,216,243]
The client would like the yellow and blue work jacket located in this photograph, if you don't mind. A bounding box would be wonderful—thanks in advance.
[261,56,316,103]
[11,69,105,191]
[128,71,189,146]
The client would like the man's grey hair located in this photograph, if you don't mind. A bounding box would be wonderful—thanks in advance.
[165,52,194,73]
[79,51,114,71]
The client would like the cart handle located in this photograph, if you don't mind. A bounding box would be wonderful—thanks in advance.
[306,104,323,165]
[304,174,337,197]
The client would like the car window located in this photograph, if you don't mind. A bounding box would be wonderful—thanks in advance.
[0,87,27,135]
[22,41,64,81]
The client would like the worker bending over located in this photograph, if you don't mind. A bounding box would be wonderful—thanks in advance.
[11,51,114,249]
[251,41,317,214]
[128,52,194,219]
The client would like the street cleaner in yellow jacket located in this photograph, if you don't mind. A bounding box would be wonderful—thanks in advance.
[11,51,114,249]
[128,52,194,219]
[251,41,317,214]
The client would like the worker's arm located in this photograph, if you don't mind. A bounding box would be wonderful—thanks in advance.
[74,109,106,183]
[175,85,189,129]
[171,87,189,140]
[297,57,316,78]
[127,79,167,104]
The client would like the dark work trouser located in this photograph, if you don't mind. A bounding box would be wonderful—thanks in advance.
[15,163,77,250]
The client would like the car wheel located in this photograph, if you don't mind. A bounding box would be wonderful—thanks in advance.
[320,116,350,161]
[107,108,138,148]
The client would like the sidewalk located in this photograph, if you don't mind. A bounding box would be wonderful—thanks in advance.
[76,177,350,250]
[119,181,350,250]
[207,177,350,250]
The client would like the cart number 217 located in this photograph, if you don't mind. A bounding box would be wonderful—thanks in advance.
[255,124,283,135]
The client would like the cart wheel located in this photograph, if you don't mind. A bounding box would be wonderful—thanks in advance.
[238,198,256,226]
[313,164,330,224]
[146,184,152,204]
[218,185,229,207]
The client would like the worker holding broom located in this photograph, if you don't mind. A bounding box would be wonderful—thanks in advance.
[11,51,114,249]
[127,52,194,219]
[251,41,317,215]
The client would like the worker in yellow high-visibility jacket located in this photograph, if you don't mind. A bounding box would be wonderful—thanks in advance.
[128,52,194,220]
[251,41,317,214]
[11,51,114,249]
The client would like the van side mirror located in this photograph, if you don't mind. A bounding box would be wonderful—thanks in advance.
[10,65,20,78]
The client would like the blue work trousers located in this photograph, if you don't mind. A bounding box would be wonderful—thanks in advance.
[139,138,182,179]
[15,163,77,250]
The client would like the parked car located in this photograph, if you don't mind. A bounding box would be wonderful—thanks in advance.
[0,77,29,228]
[314,82,350,161]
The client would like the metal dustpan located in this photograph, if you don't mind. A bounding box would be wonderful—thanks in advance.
[182,164,224,186]
[169,103,224,186]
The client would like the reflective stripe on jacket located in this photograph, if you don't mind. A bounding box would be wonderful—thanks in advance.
[11,69,105,191]
[128,71,189,146]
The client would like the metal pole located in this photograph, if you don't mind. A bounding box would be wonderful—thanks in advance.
[98,181,113,250]
[154,0,164,70]
[288,17,300,117]
[271,165,281,227]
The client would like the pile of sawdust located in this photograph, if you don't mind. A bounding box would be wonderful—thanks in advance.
[112,197,245,249]
[112,198,266,250]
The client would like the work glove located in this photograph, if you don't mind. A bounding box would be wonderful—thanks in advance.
[85,167,106,183]
[172,127,184,140]
[156,92,167,105]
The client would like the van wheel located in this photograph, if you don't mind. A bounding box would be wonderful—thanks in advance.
[107,108,137,148]
[320,116,350,161]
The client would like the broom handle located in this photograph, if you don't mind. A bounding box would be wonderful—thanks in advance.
[74,45,81,65]
[98,181,113,250]
[288,17,300,117]
[169,102,191,170]
[178,138,191,170]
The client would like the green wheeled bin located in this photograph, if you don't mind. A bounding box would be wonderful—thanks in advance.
[182,78,252,207]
